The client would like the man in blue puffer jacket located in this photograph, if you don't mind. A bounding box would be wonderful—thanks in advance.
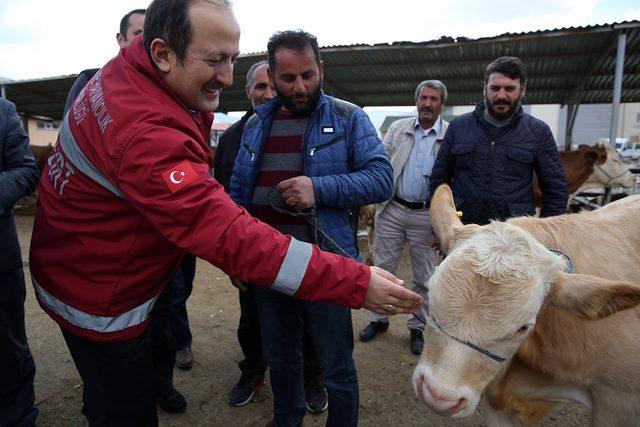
[230,30,392,427]
[430,56,567,225]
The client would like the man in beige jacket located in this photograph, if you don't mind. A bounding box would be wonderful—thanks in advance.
[359,80,448,355]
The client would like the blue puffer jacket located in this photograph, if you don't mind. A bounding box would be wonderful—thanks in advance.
[230,93,393,261]
[430,101,567,225]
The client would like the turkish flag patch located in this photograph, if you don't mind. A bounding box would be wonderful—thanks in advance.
[161,160,199,193]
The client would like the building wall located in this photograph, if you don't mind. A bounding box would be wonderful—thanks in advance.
[25,117,60,147]
[529,105,561,142]
[557,103,640,148]
[620,102,640,141]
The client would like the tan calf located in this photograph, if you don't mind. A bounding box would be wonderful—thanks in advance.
[413,184,640,426]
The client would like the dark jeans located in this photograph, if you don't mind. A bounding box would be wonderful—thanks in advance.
[0,267,38,427]
[170,253,196,351]
[253,285,358,427]
[237,286,322,381]
[61,327,158,427]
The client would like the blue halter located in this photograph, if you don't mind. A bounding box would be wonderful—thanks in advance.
[428,316,507,363]
[547,248,574,273]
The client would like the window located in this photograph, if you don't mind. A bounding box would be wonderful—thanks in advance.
[36,121,58,130]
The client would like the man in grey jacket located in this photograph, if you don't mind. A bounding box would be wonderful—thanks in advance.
[359,80,448,355]
[0,97,39,426]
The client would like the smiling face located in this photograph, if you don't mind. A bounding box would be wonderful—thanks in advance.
[412,222,562,417]
[157,2,240,112]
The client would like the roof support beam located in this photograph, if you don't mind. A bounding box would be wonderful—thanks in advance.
[563,103,580,151]
[608,30,627,150]
[561,33,619,108]
[1,84,6,99]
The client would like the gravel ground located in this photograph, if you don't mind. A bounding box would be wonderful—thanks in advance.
[13,203,589,426]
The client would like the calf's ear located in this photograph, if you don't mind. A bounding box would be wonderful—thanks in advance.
[548,272,640,319]
[429,184,477,254]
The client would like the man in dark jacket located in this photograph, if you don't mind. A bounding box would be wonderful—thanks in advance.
[430,56,567,225]
[0,97,39,426]
[63,9,146,115]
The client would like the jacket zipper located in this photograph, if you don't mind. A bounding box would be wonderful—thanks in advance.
[309,134,346,156]
[243,143,256,162]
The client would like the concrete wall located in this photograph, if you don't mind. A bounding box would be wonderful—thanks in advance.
[25,117,60,147]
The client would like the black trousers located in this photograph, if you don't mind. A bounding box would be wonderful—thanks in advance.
[62,327,158,426]
[61,282,176,426]
[237,286,322,380]
[0,267,38,427]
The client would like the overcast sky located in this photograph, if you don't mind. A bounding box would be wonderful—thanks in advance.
[0,0,638,80]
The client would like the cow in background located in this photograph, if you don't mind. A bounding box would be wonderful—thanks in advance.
[533,142,634,207]
[413,184,640,425]
[29,144,54,176]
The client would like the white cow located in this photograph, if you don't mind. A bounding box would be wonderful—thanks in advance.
[413,184,640,426]
[578,142,635,193]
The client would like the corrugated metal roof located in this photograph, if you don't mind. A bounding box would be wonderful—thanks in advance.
[3,21,639,119]
[221,20,640,111]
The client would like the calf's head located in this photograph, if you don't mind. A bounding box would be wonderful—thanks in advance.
[414,185,640,417]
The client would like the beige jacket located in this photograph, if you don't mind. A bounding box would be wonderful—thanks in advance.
[376,116,449,215]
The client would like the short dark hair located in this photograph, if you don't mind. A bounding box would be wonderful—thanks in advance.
[267,30,321,72]
[484,56,527,84]
[143,0,231,62]
[119,9,146,37]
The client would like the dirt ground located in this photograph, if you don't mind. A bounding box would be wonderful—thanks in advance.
[14,200,588,426]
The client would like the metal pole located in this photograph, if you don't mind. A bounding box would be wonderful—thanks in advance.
[0,84,5,99]
[608,31,626,150]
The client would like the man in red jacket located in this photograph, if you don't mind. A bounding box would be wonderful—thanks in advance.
[29,0,421,424]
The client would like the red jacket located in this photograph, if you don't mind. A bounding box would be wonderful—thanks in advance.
[29,37,370,342]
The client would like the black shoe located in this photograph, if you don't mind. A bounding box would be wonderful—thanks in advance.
[410,329,424,355]
[157,387,187,414]
[228,373,266,406]
[304,378,328,414]
[359,321,389,342]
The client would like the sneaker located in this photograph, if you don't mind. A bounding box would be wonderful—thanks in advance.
[304,379,328,414]
[228,373,266,406]
[358,321,389,342]
[410,329,424,355]
[175,347,194,370]
[157,387,187,413]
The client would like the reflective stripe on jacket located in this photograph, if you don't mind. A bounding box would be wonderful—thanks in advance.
[29,37,370,342]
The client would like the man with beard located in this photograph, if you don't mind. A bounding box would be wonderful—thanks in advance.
[358,80,448,355]
[217,60,327,413]
[430,56,567,226]
[230,30,393,426]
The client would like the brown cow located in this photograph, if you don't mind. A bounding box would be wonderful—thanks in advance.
[29,144,54,176]
[413,184,640,425]
[534,143,634,207]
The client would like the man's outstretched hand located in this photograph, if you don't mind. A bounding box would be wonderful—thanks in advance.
[363,266,422,315]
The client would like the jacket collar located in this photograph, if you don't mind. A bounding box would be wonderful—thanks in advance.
[405,115,447,140]
[254,91,329,120]
[473,100,522,128]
